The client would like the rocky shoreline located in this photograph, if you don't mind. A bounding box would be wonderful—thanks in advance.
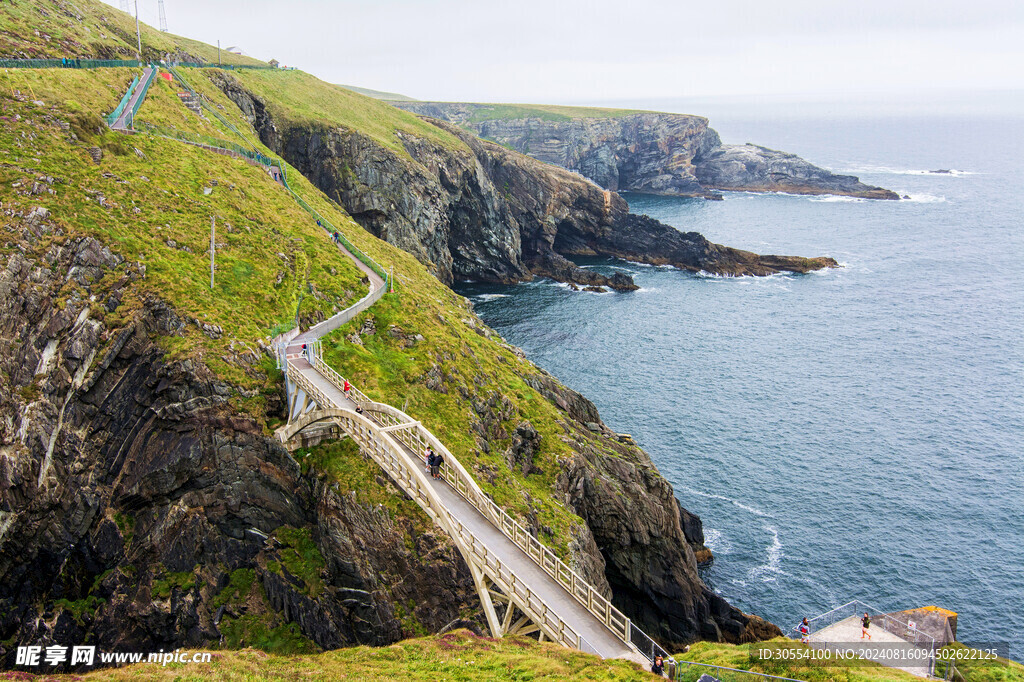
[392,103,899,201]
[214,74,838,294]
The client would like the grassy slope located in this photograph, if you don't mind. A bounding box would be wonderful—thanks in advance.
[231,68,468,156]
[207,68,647,557]
[677,639,1024,682]
[0,66,367,413]
[0,0,264,65]
[26,631,652,681]
[338,83,419,102]
[442,102,656,123]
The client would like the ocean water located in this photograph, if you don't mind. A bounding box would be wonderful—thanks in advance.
[455,111,1024,656]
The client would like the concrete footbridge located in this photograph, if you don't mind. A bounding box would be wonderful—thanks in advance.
[275,244,669,668]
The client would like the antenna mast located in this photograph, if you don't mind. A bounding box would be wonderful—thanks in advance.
[158,0,168,32]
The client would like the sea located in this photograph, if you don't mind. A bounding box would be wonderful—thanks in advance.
[454,92,1024,657]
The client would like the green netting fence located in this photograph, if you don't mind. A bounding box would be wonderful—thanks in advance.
[166,65,261,153]
[105,73,140,125]
[169,61,282,70]
[134,122,390,287]
[0,58,141,69]
[123,65,156,128]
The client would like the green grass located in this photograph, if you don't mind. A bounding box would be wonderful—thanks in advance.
[457,102,656,123]
[48,630,651,680]
[231,69,468,157]
[0,0,265,66]
[675,639,1024,682]
[0,67,367,405]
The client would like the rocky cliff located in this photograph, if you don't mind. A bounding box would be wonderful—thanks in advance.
[0,208,778,666]
[393,102,899,200]
[0,220,484,667]
[215,73,837,291]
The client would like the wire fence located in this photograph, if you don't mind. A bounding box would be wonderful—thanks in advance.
[673,660,807,682]
[165,65,261,153]
[629,622,675,671]
[0,58,141,69]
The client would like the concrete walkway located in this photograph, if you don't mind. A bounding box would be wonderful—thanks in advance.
[284,350,637,661]
[812,616,933,677]
[110,66,153,131]
[280,236,642,663]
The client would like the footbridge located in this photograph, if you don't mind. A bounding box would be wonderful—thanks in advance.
[275,242,671,669]
[97,60,672,667]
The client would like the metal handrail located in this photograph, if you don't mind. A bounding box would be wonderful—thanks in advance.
[282,371,594,654]
[302,345,672,666]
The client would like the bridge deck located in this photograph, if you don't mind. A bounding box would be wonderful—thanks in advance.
[284,358,636,661]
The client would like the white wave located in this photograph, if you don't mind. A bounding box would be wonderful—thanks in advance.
[809,195,865,203]
[679,485,774,518]
[473,293,510,302]
[834,165,976,176]
[747,524,784,583]
[898,193,947,203]
[703,528,733,556]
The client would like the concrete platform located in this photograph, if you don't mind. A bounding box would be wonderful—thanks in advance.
[812,616,934,677]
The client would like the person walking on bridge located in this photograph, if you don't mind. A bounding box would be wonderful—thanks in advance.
[861,612,872,640]
[425,447,435,474]
[343,379,351,397]
[431,451,444,479]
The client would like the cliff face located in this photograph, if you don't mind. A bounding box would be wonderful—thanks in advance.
[0,208,779,661]
[0,219,483,666]
[393,102,899,200]
[214,74,836,292]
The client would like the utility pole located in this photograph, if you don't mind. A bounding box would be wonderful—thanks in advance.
[133,0,142,62]
[210,216,216,289]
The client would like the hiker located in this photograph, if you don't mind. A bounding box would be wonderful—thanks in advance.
[301,343,307,358]
[432,451,444,479]
[650,655,665,677]
[343,379,351,396]
[798,617,810,644]
[861,612,872,640]
[424,447,435,473]
[355,404,364,415]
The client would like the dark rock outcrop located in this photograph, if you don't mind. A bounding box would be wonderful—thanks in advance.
[393,102,898,200]
[694,143,900,199]
[0,221,481,668]
[213,75,837,289]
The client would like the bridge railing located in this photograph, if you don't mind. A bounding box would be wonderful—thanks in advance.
[307,361,670,666]
[281,374,599,655]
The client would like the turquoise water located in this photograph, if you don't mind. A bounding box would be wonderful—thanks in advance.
[455,113,1024,655]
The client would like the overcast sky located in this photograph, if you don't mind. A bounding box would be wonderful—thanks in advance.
[111,0,1023,104]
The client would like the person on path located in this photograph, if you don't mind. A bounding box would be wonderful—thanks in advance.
[424,447,435,474]
[355,404,363,415]
[343,379,351,396]
[650,655,665,676]
[799,617,810,644]
[432,451,444,479]
[861,613,872,640]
